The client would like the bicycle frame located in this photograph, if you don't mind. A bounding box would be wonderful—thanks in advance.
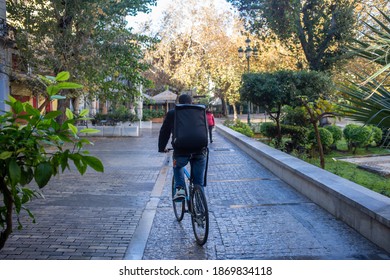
[169,149,209,245]
[172,164,209,245]
[183,167,193,213]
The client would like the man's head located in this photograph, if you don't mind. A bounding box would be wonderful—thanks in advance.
[178,94,192,104]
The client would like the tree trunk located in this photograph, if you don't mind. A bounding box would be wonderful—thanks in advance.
[313,121,325,169]
[56,98,71,125]
[232,103,238,120]
[302,102,326,169]
[275,104,282,147]
[221,98,227,117]
[275,117,282,147]
[0,179,13,250]
[72,96,80,114]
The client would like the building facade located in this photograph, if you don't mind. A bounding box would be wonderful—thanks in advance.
[0,0,9,112]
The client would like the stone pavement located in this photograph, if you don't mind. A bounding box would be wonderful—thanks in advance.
[339,155,390,177]
[0,127,166,260]
[0,123,389,260]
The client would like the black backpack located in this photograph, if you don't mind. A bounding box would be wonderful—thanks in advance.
[173,104,208,150]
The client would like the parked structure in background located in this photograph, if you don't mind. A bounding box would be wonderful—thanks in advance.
[0,1,49,113]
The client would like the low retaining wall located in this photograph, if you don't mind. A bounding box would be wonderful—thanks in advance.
[217,124,390,253]
[77,125,139,137]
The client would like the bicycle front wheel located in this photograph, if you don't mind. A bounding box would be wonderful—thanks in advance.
[172,176,185,221]
[191,185,209,245]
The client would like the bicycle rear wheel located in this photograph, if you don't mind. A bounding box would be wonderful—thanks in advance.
[172,176,185,221]
[191,185,209,245]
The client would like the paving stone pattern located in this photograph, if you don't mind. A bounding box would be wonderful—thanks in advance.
[339,155,390,177]
[0,128,166,260]
[142,129,390,260]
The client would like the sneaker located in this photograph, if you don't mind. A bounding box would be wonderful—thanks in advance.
[173,187,185,201]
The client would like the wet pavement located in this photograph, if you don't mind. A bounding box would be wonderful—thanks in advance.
[0,124,389,260]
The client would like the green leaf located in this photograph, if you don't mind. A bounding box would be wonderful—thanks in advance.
[34,162,53,188]
[78,162,88,175]
[14,192,22,213]
[50,95,66,100]
[44,111,62,119]
[60,151,70,172]
[13,100,24,114]
[9,158,21,186]
[21,188,36,204]
[68,123,78,135]
[20,166,33,185]
[79,128,100,134]
[57,82,83,90]
[37,74,51,84]
[65,108,74,120]
[23,207,36,223]
[79,109,89,117]
[0,151,13,160]
[55,71,70,82]
[44,75,56,82]
[47,85,60,96]
[8,96,16,103]
[82,156,104,172]
[25,104,40,117]
[70,154,87,175]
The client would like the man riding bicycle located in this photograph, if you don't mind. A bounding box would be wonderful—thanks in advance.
[158,94,208,201]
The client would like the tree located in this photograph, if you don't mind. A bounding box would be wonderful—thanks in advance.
[0,72,104,250]
[240,70,334,168]
[292,71,335,168]
[240,71,294,143]
[135,0,301,116]
[228,0,358,71]
[6,0,156,121]
[339,10,390,145]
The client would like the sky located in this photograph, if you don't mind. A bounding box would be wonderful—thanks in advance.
[127,0,235,33]
[126,0,170,32]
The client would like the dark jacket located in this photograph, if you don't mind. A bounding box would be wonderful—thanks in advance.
[158,109,175,153]
[158,109,206,155]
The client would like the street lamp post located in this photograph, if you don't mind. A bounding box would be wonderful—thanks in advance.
[238,37,258,125]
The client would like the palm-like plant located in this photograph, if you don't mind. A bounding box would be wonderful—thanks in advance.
[339,76,390,127]
[340,9,390,146]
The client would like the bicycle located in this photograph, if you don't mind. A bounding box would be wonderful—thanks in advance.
[171,151,209,246]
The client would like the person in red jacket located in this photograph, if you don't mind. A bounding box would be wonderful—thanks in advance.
[206,109,215,143]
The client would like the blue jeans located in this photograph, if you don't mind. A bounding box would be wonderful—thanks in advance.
[173,152,207,191]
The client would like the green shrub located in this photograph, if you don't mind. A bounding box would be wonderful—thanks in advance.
[142,109,165,121]
[223,119,235,127]
[325,125,343,143]
[282,124,309,147]
[343,123,359,140]
[369,125,383,146]
[343,124,373,152]
[308,127,334,151]
[251,123,262,134]
[281,106,309,126]
[234,126,255,137]
[94,109,138,123]
[259,122,308,145]
[224,119,254,137]
[0,72,104,250]
[260,122,278,139]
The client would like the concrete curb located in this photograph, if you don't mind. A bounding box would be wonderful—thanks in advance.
[216,123,390,253]
[77,125,139,137]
